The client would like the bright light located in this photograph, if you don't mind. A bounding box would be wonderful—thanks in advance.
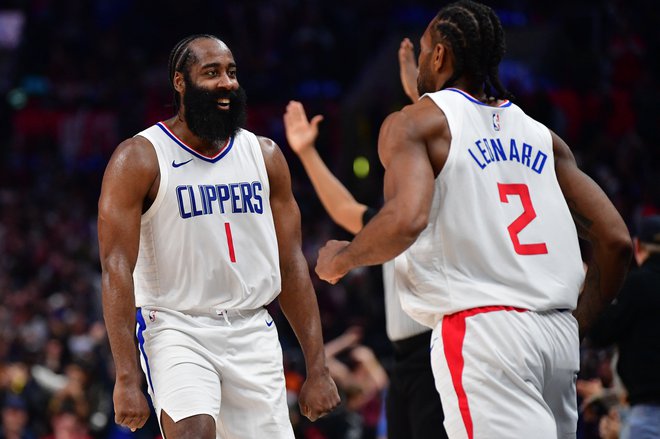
[353,156,370,179]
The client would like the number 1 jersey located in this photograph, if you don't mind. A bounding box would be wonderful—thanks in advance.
[396,89,585,328]
[132,123,281,313]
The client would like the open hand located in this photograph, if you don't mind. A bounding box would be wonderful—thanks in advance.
[284,100,324,155]
[398,38,419,102]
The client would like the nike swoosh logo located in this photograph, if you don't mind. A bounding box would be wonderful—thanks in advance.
[266,319,274,327]
[172,159,193,168]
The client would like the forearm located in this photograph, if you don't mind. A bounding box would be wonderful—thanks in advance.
[574,239,631,338]
[334,204,424,274]
[101,267,141,384]
[297,148,365,233]
[278,259,328,376]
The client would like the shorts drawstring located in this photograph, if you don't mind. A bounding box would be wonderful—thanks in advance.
[215,309,232,325]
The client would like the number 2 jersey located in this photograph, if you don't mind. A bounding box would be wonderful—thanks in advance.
[396,88,585,328]
[132,122,281,312]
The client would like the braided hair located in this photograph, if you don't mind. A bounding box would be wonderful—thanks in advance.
[431,0,512,100]
[167,34,221,111]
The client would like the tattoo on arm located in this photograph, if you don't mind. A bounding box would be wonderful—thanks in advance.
[567,199,594,239]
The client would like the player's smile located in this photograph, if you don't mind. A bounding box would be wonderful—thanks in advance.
[217,98,231,110]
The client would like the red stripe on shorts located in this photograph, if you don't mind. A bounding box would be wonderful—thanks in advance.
[441,306,526,439]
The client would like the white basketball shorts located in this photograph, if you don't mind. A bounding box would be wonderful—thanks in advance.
[135,306,294,439]
[430,306,579,439]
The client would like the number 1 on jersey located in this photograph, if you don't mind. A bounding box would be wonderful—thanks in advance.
[224,222,237,262]
[497,183,548,255]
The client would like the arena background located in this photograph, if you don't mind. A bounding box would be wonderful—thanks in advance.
[0,0,657,438]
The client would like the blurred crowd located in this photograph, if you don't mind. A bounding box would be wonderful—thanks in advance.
[0,0,658,438]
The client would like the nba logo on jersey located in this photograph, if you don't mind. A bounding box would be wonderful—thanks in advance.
[149,310,157,322]
[492,113,501,131]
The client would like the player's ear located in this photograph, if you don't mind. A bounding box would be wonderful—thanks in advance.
[432,43,447,73]
[173,71,185,94]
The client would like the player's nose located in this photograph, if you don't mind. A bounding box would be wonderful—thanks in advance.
[216,73,238,90]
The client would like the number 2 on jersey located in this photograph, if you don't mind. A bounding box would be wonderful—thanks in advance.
[497,183,548,255]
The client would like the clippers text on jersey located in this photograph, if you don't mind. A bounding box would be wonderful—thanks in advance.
[176,181,264,219]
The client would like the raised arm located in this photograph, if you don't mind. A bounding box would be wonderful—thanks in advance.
[552,131,632,338]
[98,137,157,430]
[283,100,367,234]
[259,136,340,421]
[315,107,436,284]
[399,38,420,102]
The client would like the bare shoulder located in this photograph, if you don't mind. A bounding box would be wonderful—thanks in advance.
[106,135,159,177]
[257,135,279,161]
[382,98,448,140]
[405,96,449,137]
[257,135,289,168]
[100,135,159,206]
[257,135,291,191]
[378,97,450,168]
[549,129,575,163]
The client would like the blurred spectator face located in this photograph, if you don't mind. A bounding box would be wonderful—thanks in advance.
[1,363,29,393]
[52,411,88,439]
[2,395,29,435]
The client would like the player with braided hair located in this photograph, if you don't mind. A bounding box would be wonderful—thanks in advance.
[316,1,631,437]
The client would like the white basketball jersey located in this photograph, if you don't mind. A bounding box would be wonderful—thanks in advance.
[397,88,585,328]
[382,259,430,341]
[133,122,281,312]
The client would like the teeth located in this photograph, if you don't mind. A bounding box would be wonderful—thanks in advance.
[218,99,230,104]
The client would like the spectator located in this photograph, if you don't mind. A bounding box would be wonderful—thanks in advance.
[0,394,37,439]
[589,215,660,438]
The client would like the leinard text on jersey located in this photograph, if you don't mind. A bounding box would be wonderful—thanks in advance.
[467,137,548,174]
[176,182,264,219]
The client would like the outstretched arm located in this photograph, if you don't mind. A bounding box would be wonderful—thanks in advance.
[315,108,435,284]
[552,131,632,338]
[399,38,420,102]
[284,101,367,234]
[259,137,340,421]
[98,137,156,431]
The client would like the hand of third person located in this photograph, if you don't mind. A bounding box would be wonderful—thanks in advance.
[283,100,324,156]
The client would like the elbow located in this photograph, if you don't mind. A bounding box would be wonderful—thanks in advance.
[394,210,428,243]
[599,228,633,268]
[614,233,633,267]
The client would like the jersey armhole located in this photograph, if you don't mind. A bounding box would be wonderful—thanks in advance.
[247,130,271,200]
[136,133,168,223]
[426,94,458,182]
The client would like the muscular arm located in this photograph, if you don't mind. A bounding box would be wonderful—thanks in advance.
[552,131,632,338]
[98,136,157,429]
[259,137,340,420]
[316,108,436,283]
[284,101,367,234]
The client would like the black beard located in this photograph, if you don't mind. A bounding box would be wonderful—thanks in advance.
[182,77,247,143]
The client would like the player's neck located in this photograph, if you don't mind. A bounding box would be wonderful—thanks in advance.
[450,82,503,107]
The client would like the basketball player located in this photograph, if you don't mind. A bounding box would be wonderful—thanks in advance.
[98,35,339,439]
[284,86,446,439]
[315,1,632,438]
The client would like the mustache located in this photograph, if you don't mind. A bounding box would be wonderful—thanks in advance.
[193,87,240,102]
